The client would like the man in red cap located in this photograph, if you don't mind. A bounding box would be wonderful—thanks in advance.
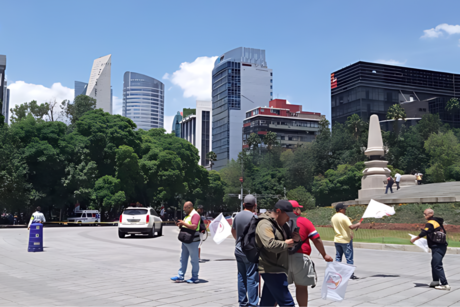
[287,200,333,307]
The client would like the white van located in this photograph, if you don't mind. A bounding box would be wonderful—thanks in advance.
[67,210,101,224]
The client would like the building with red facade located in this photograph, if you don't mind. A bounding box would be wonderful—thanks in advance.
[242,99,323,149]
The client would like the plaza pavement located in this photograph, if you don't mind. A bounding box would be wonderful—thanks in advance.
[1,226,460,306]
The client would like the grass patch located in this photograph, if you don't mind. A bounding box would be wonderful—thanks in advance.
[316,227,460,247]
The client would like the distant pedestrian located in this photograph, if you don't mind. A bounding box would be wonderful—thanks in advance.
[331,203,361,280]
[411,208,450,290]
[385,176,394,194]
[27,207,46,230]
[160,206,165,219]
[395,172,402,190]
[13,212,18,225]
[287,200,333,307]
[171,201,201,284]
[416,173,423,185]
[256,200,300,307]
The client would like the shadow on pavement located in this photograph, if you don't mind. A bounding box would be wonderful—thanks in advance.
[370,274,400,278]
[414,283,430,288]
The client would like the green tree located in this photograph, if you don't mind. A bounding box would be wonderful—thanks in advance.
[446,97,460,114]
[264,131,278,150]
[206,151,217,170]
[386,104,407,135]
[61,95,97,125]
[247,133,261,152]
[116,145,144,201]
[424,131,460,182]
[287,186,315,210]
[346,114,366,140]
[93,175,126,218]
[417,113,442,140]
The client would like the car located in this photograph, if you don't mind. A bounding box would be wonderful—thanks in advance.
[118,207,163,238]
[67,210,101,225]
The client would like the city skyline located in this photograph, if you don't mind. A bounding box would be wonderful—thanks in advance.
[2,1,460,132]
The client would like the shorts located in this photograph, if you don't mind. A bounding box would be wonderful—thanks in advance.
[287,253,317,287]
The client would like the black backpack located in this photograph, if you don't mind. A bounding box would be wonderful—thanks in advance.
[238,216,277,263]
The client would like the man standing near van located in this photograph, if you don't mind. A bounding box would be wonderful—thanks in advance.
[171,201,201,284]
[256,200,300,307]
[232,195,259,307]
[331,203,361,279]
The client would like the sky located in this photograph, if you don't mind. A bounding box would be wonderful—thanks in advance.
[2,0,460,132]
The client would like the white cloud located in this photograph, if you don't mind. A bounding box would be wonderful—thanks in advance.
[421,23,460,38]
[8,81,74,121]
[166,56,217,100]
[375,59,406,66]
[163,115,174,133]
[112,96,122,115]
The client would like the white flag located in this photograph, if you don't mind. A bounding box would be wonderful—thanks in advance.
[321,262,355,301]
[362,199,395,219]
[209,213,232,245]
[409,234,429,253]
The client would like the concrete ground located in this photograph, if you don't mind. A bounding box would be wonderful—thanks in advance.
[1,226,460,307]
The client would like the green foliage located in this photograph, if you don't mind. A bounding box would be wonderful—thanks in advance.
[206,151,217,170]
[264,131,278,150]
[61,95,97,125]
[94,175,126,213]
[446,97,460,114]
[286,186,315,210]
[424,131,460,182]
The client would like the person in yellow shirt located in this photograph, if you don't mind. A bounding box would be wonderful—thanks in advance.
[331,203,361,279]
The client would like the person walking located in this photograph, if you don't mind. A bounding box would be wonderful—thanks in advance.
[27,207,46,230]
[231,195,259,307]
[395,172,402,190]
[256,200,300,307]
[171,201,201,284]
[331,203,361,279]
[196,205,207,262]
[287,200,333,307]
[411,208,450,290]
[385,176,394,194]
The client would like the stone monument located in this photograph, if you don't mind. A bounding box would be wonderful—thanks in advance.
[358,114,391,199]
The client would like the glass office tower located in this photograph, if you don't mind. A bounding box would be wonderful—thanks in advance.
[123,72,164,130]
[172,111,183,137]
[212,47,272,170]
[75,81,88,98]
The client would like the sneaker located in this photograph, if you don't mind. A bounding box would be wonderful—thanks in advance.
[170,276,184,282]
[429,281,440,287]
[350,275,360,280]
[186,278,199,284]
[435,285,451,291]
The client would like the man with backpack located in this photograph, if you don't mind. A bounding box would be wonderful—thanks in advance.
[255,200,300,307]
[232,195,259,307]
[287,200,333,307]
[411,208,450,290]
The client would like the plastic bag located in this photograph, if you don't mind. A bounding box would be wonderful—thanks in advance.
[209,213,232,245]
[321,262,355,301]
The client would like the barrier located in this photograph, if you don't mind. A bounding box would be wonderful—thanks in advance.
[28,222,43,252]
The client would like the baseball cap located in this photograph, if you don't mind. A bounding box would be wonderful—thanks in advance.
[289,200,303,208]
[335,203,346,211]
[243,194,256,206]
[274,200,293,212]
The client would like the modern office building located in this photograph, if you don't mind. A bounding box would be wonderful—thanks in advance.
[75,81,88,98]
[171,111,183,138]
[0,55,9,124]
[86,54,112,114]
[212,47,272,170]
[331,61,460,128]
[122,71,164,130]
[180,101,212,167]
[243,99,322,149]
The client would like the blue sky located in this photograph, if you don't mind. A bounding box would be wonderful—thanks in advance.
[2,0,460,131]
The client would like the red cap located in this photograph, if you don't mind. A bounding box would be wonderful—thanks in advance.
[289,200,303,208]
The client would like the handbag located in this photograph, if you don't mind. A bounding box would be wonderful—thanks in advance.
[178,227,197,244]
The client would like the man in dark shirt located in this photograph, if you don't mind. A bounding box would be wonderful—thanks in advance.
[231,195,259,307]
[385,176,394,194]
[411,208,450,290]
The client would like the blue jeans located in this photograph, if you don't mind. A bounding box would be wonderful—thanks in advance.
[385,185,393,194]
[178,241,200,279]
[260,273,295,307]
[431,245,448,285]
[335,240,354,265]
[236,254,259,306]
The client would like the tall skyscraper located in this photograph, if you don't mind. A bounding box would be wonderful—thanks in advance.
[172,111,183,137]
[0,55,9,124]
[86,54,112,114]
[212,47,272,170]
[122,72,164,130]
[180,101,212,167]
[74,81,88,98]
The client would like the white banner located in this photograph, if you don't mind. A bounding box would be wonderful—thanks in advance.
[409,234,429,253]
[321,262,355,301]
[362,199,395,219]
[209,213,232,245]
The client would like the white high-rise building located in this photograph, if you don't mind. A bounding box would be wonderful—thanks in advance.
[212,47,272,170]
[86,54,112,114]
